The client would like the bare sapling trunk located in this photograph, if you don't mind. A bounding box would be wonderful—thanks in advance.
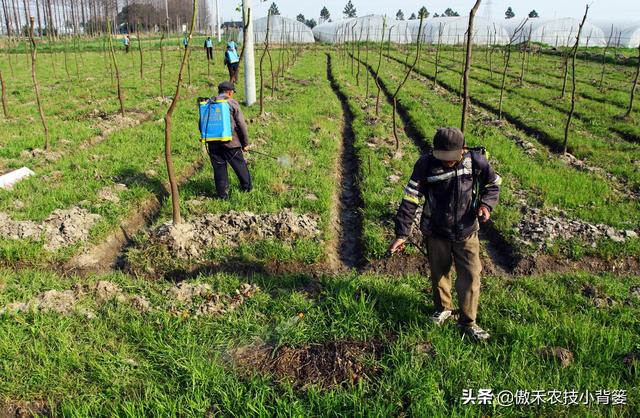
[461,0,482,133]
[364,28,370,107]
[350,22,356,76]
[5,38,14,77]
[0,69,9,118]
[599,25,614,91]
[563,5,589,154]
[498,19,528,119]
[28,17,50,150]
[62,37,70,79]
[164,0,198,225]
[137,21,143,79]
[374,16,387,116]
[392,14,424,152]
[624,43,640,118]
[356,25,363,86]
[433,22,443,89]
[519,24,532,86]
[386,25,394,62]
[106,19,125,117]
[73,35,80,79]
[259,11,272,116]
[489,24,497,79]
[267,44,275,98]
[560,28,574,98]
[238,7,251,65]
[160,30,165,97]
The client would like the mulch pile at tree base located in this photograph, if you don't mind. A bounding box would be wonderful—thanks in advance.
[0,207,100,251]
[232,340,385,390]
[154,209,321,259]
[0,281,259,319]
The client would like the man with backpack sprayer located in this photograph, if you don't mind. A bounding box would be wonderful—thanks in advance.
[198,81,252,199]
[204,36,214,61]
[224,41,240,83]
[388,128,501,342]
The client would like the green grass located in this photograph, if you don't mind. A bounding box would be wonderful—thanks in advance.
[386,47,640,189]
[1,40,639,416]
[353,50,640,258]
[0,267,638,416]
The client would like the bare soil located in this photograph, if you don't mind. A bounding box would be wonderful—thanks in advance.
[231,339,386,390]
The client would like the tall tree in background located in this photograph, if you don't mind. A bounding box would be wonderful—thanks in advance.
[343,1,356,18]
[418,6,429,18]
[443,8,459,17]
[528,10,539,18]
[268,2,280,16]
[305,18,317,29]
[296,13,305,23]
[505,7,515,19]
[320,6,330,23]
[408,13,417,20]
[395,10,404,21]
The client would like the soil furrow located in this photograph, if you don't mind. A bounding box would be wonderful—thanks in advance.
[326,53,364,271]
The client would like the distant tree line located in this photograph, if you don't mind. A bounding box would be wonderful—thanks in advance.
[0,0,217,38]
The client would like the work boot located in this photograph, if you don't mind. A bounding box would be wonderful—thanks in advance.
[458,323,490,342]
[431,310,453,325]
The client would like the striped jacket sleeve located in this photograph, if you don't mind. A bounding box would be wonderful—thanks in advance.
[394,156,429,239]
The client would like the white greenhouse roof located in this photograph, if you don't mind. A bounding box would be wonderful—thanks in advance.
[242,15,315,44]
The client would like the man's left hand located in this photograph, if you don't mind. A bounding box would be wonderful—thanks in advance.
[477,206,490,223]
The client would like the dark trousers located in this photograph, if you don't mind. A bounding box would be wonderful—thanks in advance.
[228,63,239,82]
[207,143,252,198]
[206,47,213,61]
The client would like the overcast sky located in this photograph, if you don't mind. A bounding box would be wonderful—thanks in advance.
[215,1,640,23]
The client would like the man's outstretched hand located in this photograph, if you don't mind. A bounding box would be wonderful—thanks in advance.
[388,238,407,255]
[242,144,251,152]
[478,206,490,223]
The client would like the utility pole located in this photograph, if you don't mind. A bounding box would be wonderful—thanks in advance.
[215,0,221,42]
[164,0,168,31]
[242,0,256,106]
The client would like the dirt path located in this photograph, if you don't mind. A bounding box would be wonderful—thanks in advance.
[326,53,364,272]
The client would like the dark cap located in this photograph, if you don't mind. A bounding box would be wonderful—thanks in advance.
[432,127,464,161]
[218,81,236,93]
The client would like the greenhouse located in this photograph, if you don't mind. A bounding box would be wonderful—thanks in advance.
[504,17,607,47]
[312,15,412,44]
[591,19,640,48]
[408,16,511,45]
[243,15,315,44]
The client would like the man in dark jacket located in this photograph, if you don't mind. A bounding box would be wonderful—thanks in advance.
[206,81,252,199]
[388,127,501,341]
